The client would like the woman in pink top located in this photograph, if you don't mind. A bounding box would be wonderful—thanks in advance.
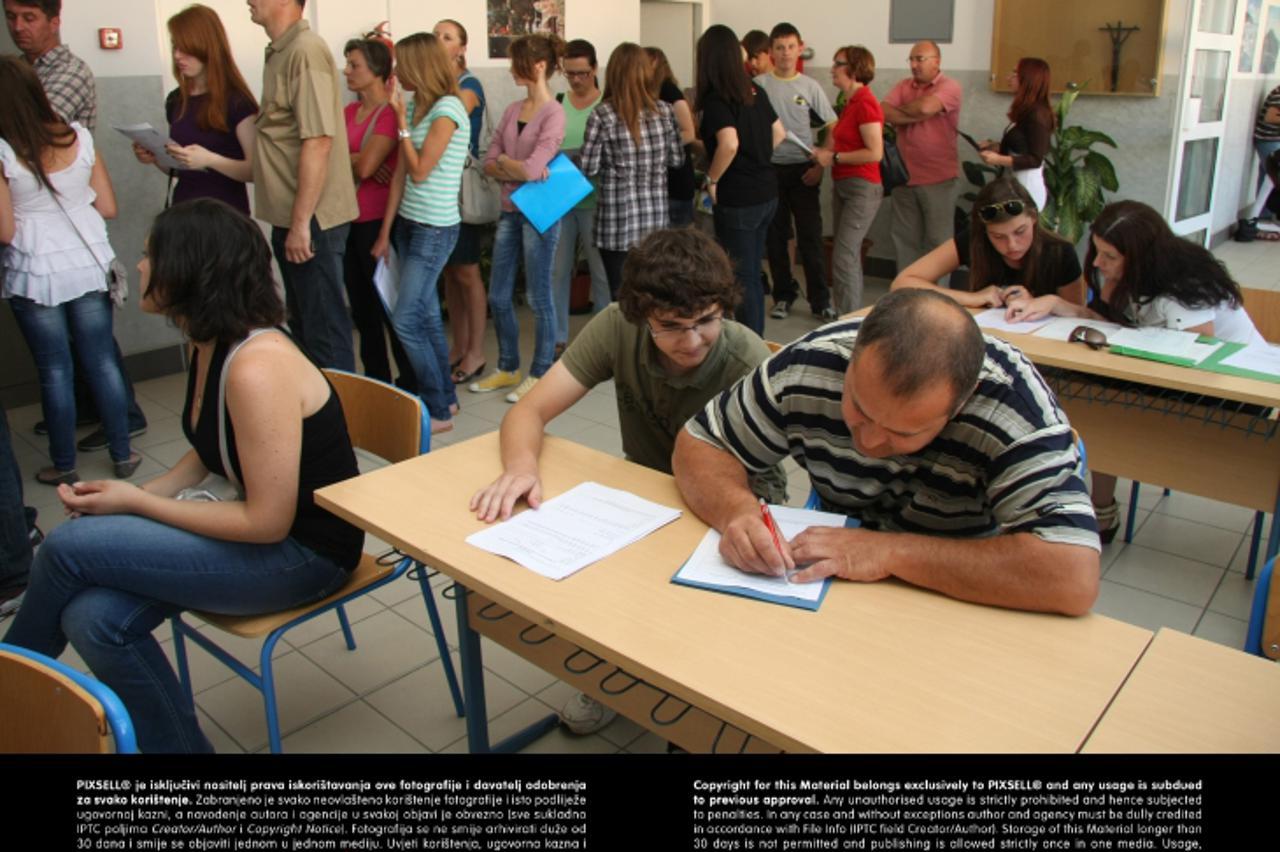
[341,37,413,390]
[468,34,566,404]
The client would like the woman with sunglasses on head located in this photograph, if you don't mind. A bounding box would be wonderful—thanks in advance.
[977,57,1053,208]
[133,4,257,214]
[891,178,1085,310]
[1004,199,1264,541]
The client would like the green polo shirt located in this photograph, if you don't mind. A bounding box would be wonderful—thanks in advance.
[253,20,358,230]
[561,304,787,501]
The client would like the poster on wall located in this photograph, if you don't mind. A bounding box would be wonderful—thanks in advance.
[1241,0,1262,72]
[1263,4,1280,74]
[488,0,566,59]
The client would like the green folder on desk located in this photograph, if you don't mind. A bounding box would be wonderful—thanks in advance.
[1108,337,1280,383]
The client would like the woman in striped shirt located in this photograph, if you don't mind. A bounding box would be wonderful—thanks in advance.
[372,33,471,434]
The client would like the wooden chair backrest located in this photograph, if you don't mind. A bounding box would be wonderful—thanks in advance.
[0,649,109,753]
[1241,287,1280,344]
[322,370,424,465]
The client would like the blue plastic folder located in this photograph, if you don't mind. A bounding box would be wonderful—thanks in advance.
[510,153,593,233]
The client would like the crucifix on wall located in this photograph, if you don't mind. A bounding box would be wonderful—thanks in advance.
[1100,20,1141,92]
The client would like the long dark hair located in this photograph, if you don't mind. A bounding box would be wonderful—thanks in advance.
[0,55,76,191]
[168,4,258,133]
[696,24,755,109]
[1008,57,1052,127]
[147,199,285,343]
[968,178,1071,298]
[1086,200,1242,322]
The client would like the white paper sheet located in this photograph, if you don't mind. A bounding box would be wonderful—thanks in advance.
[973,308,1052,334]
[465,481,682,580]
[1107,326,1201,359]
[784,130,814,155]
[373,247,399,313]
[674,506,848,605]
[1219,343,1280,376]
[113,123,183,171]
[1031,317,1123,342]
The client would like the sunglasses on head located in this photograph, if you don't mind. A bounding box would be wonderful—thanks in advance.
[978,200,1026,222]
[1068,325,1108,351]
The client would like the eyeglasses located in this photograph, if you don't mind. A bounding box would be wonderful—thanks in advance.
[647,313,724,339]
[833,60,850,68]
[1068,325,1108,351]
[564,70,593,79]
[908,54,938,63]
[978,200,1026,222]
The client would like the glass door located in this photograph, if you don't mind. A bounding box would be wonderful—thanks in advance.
[1167,0,1241,243]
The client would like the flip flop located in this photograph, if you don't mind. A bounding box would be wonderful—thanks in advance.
[452,361,486,384]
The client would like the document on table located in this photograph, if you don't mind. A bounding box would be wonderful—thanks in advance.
[1106,326,1203,360]
[1218,343,1280,377]
[973,308,1052,334]
[672,505,849,611]
[466,481,682,580]
[113,123,183,171]
[1031,317,1123,342]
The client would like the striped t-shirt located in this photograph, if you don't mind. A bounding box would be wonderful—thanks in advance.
[686,320,1100,550]
[399,94,469,227]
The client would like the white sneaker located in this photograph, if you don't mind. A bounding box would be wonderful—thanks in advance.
[770,301,791,320]
[505,375,539,403]
[561,691,617,735]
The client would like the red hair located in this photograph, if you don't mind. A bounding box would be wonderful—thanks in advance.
[168,4,257,133]
[1008,57,1051,126]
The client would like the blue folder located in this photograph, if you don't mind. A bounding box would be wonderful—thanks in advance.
[510,152,594,233]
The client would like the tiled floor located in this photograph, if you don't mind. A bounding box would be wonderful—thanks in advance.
[4,267,1275,754]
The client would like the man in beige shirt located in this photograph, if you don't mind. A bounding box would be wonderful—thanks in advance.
[250,0,358,370]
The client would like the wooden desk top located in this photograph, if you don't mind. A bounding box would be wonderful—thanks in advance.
[1081,629,1280,753]
[317,433,1153,754]
[847,306,1280,407]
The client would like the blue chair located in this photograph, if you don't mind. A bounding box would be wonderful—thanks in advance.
[0,642,138,753]
[168,370,464,753]
[1245,557,1277,659]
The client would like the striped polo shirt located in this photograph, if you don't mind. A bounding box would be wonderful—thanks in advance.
[686,320,1100,550]
[399,94,469,227]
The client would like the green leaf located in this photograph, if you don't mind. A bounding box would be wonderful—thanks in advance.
[1057,202,1082,244]
[1072,129,1118,150]
[1084,151,1119,191]
[962,160,991,188]
[1073,169,1101,211]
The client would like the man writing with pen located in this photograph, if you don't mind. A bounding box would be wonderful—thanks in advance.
[673,288,1102,616]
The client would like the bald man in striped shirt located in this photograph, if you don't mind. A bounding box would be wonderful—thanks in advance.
[673,288,1100,616]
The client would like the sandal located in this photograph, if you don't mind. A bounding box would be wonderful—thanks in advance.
[451,361,486,385]
[36,467,79,487]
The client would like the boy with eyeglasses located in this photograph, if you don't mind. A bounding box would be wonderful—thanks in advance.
[470,227,786,736]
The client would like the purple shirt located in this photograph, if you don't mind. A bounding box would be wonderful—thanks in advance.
[484,99,565,212]
[167,89,257,214]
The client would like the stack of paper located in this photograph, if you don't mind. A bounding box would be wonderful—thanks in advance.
[465,481,682,580]
[672,505,850,610]
[1031,317,1123,342]
[973,308,1052,334]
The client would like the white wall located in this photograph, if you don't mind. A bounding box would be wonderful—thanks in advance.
[641,0,697,88]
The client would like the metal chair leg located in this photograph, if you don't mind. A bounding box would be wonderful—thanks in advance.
[416,566,465,717]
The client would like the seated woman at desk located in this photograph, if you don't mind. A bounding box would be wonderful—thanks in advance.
[3,200,363,752]
[891,178,1085,310]
[1003,199,1266,540]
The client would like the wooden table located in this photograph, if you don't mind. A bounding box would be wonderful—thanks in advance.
[317,433,1153,754]
[1082,629,1280,753]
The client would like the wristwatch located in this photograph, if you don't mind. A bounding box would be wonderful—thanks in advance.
[833,151,840,165]
[397,128,410,140]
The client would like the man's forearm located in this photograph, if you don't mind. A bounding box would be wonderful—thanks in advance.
[879,531,1099,616]
[882,102,925,126]
[673,429,760,530]
[291,136,332,229]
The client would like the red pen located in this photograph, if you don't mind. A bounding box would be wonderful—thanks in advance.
[757,498,790,583]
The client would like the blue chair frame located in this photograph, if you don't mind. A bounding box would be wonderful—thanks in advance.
[1245,557,1276,658]
[0,642,138,753]
[168,371,464,753]
[1125,482,1272,580]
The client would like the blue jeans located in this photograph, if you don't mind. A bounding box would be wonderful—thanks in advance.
[391,217,460,420]
[551,206,609,344]
[0,403,32,591]
[2,514,350,753]
[1257,139,1280,194]
[488,211,561,377]
[271,219,355,372]
[714,198,778,337]
[9,291,132,470]
[668,197,695,227]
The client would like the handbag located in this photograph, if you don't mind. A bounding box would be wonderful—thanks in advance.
[459,81,501,224]
[50,189,130,308]
[880,128,910,196]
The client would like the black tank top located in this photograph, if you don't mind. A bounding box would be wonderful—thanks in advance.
[182,332,363,570]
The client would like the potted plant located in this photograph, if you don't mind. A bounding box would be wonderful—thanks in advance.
[1042,83,1119,243]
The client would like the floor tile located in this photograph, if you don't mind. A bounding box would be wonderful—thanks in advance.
[1131,514,1244,569]
[1104,544,1226,607]
[1091,579,1202,634]
[1208,571,1261,621]
[1192,612,1249,651]
[132,416,188,450]
[283,594,385,647]
[280,700,428,754]
[1147,491,1258,533]
[365,656,523,751]
[479,637,558,694]
[297,608,440,695]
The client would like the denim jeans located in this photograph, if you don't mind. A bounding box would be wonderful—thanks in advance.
[9,291,131,470]
[767,163,829,312]
[2,514,350,753]
[0,403,32,591]
[391,217,460,420]
[1256,139,1280,194]
[830,178,884,315]
[551,207,609,344]
[488,211,561,377]
[714,198,778,337]
[668,197,695,227]
[272,219,355,372]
